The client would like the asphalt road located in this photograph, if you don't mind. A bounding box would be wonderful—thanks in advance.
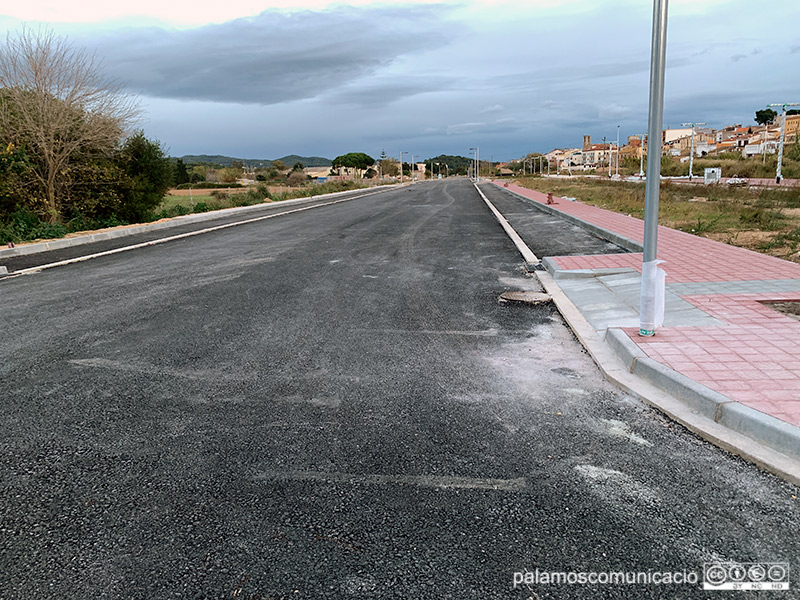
[1,179,797,599]
[0,187,386,273]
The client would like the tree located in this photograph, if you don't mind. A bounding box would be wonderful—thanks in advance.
[291,162,305,172]
[0,28,140,223]
[755,108,777,125]
[332,152,375,177]
[271,159,287,172]
[379,150,398,177]
[115,132,172,222]
[173,158,190,185]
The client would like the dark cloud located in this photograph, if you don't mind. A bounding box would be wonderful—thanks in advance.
[324,76,459,107]
[82,6,457,105]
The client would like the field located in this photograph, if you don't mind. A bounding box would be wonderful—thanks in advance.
[515,176,800,263]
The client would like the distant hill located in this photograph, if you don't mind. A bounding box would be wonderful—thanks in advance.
[177,154,332,168]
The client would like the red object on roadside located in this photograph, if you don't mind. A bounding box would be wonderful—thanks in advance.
[546,192,556,205]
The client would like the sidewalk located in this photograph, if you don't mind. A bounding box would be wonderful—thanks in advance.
[487,181,800,466]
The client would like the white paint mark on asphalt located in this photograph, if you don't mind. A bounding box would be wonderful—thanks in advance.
[358,328,500,337]
[599,418,654,447]
[253,469,528,491]
[574,464,660,506]
[564,388,589,396]
[280,395,342,409]
[68,357,226,382]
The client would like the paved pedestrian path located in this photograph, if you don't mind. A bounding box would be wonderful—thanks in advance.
[490,181,800,432]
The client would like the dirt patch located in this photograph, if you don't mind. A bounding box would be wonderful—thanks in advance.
[759,301,800,321]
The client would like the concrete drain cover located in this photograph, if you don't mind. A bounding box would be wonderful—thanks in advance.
[759,301,800,321]
[499,291,552,305]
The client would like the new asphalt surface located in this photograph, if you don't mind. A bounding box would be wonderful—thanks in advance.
[0,187,384,273]
[1,179,798,599]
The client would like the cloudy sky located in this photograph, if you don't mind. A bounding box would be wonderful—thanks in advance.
[1,0,797,161]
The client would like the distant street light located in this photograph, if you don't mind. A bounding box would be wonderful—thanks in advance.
[681,122,706,180]
[400,151,407,182]
[640,0,669,337]
[468,148,475,179]
[767,103,800,183]
[469,146,480,181]
[616,125,620,177]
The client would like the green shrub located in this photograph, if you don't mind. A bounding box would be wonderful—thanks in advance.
[0,208,67,244]
[192,202,209,213]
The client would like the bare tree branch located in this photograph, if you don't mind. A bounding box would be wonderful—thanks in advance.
[0,27,141,222]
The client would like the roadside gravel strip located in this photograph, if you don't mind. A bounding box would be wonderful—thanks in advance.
[474,181,800,486]
[0,186,397,276]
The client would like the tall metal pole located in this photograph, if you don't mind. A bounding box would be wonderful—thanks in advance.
[602,137,606,173]
[476,147,480,181]
[639,0,669,337]
[768,103,800,183]
[616,125,620,176]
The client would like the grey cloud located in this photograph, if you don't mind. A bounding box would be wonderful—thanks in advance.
[82,6,457,105]
[324,76,459,107]
[791,44,800,54]
[731,54,747,62]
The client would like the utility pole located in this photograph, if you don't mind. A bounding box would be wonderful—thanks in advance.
[639,134,645,177]
[681,122,705,180]
[640,0,669,337]
[602,137,606,172]
[768,103,800,183]
[400,151,406,182]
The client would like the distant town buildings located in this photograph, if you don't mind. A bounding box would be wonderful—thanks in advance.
[530,114,800,172]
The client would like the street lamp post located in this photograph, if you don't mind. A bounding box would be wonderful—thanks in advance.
[681,122,706,180]
[602,137,606,173]
[470,147,480,181]
[616,125,620,177]
[639,134,645,177]
[768,103,800,183]
[400,151,407,182]
[640,0,669,337]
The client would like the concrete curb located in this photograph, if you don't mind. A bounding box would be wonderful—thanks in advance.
[0,185,401,260]
[477,187,800,485]
[718,403,800,461]
[473,182,540,266]
[542,256,637,280]
[631,357,730,420]
[485,182,644,253]
[605,326,800,462]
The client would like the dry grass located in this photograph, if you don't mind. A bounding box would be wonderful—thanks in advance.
[516,176,800,263]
